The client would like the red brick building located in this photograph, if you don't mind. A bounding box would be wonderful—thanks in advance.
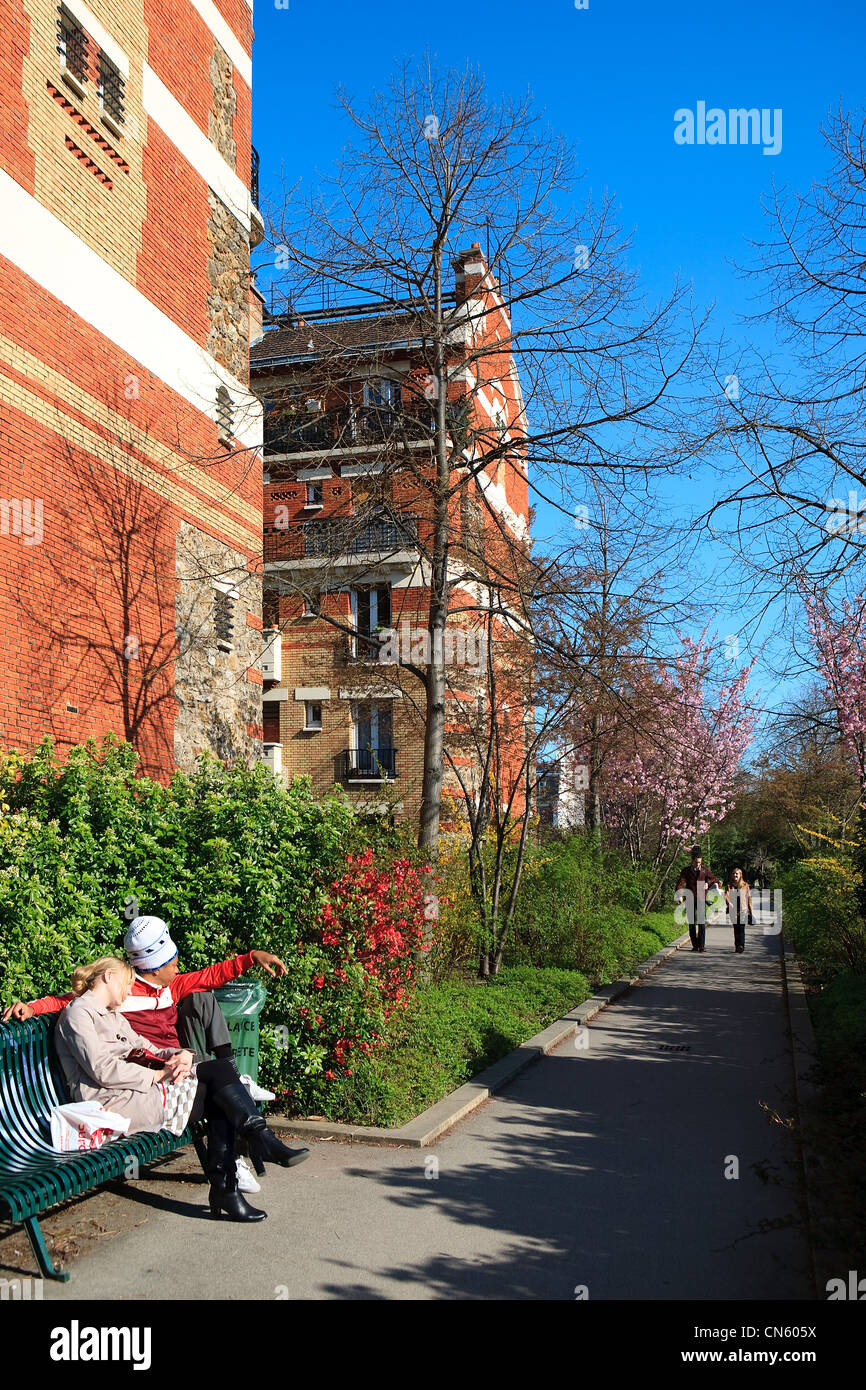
[251,246,533,825]
[0,0,265,777]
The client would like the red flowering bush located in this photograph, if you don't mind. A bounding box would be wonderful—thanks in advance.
[259,848,434,1113]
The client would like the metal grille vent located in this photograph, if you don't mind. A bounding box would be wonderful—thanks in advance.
[57,6,89,84]
[98,51,125,126]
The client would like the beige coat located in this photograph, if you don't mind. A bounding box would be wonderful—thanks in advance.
[54,990,183,1134]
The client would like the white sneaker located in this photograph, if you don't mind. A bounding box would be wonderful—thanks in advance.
[239,1073,276,1102]
[236,1157,261,1193]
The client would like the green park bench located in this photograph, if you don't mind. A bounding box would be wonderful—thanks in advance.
[0,1014,210,1282]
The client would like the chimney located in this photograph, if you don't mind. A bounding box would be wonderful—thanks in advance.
[452,241,488,304]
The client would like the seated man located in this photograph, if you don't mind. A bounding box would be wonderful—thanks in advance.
[2,915,308,1182]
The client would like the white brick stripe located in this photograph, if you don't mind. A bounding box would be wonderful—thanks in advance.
[0,168,262,451]
[63,0,130,77]
[186,0,253,86]
[142,64,251,231]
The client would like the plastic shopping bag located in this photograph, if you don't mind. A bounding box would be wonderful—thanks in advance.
[50,1100,131,1153]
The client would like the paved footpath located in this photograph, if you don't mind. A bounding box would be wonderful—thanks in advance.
[43,924,814,1300]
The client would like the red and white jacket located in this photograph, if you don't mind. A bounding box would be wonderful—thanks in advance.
[27,953,257,1051]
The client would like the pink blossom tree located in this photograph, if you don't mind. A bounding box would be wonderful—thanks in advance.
[803,590,866,785]
[601,633,757,908]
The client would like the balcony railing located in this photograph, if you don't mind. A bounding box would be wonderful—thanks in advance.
[251,145,260,207]
[342,747,398,781]
[263,406,436,456]
[303,515,417,558]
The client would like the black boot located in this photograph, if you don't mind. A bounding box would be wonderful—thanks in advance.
[206,1104,267,1222]
[211,1082,310,1170]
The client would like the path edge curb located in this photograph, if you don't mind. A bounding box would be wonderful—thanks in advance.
[270,931,692,1148]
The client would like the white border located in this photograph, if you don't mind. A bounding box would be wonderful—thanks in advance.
[186,0,252,87]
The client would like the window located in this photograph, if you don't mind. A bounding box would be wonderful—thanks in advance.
[57,5,90,88]
[349,585,391,658]
[362,378,401,411]
[213,583,238,651]
[304,701,323,732]
[349,701,395,778]
[216,386,234,445]
[304,482,323,508]
[353,377,402,442]
[301,591,317,617]
[98,50,125,130]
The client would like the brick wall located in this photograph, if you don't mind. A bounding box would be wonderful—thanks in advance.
[0,0,262,777]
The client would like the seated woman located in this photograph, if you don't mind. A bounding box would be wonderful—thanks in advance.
[55,956,308,1223]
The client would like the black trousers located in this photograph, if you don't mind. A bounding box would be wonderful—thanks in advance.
[175,992,233,1064]
[188,1057,239,1125]
[178,1007,248,1167]
[729,914,747,949]
[688,918,706,949]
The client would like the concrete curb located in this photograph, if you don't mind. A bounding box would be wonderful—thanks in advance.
[780,940,832,1299]
[270,931,691,1148]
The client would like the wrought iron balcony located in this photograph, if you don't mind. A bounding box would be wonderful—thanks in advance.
[303,515,417,558]
[345,629,394,663]
[262,406,436,456]
[342,747,398,781]
[251,145,260,208]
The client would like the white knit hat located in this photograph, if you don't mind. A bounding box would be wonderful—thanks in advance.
[124,916,178,971]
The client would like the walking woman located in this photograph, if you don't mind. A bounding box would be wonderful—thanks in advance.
[725,868,753,954]
[54,957,308,1223]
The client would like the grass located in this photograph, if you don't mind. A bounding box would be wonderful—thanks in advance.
[294,908,680,1128]
[804,971,866,1268]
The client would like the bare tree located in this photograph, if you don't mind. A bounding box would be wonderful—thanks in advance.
[707,106,866,607]
[260,56,703,853]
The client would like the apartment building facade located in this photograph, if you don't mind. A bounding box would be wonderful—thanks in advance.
[0,0,265,777]
[251,245,533,826]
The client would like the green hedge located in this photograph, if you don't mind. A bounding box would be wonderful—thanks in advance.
[777,856,866,977]
[504,835,668,974]
[0,737,403,1110]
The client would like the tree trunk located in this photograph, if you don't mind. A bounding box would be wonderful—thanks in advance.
[586,710,603,856]
[417,244,449,855]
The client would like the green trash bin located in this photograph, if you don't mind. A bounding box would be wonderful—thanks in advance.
[213,979,268,1084]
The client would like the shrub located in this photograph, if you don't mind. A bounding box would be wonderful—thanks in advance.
[263,849,430,1112]
[0,737,428,1109]
[504,835,664,975]
[778,854,866,977]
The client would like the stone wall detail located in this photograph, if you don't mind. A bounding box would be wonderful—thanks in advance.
[206,191,250,382]
[175,521,263,771]
[208,42,237,170]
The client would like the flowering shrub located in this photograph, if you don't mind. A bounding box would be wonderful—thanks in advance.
[262,849,432,1111]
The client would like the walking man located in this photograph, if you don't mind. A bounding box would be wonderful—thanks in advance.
[675,846,721,953]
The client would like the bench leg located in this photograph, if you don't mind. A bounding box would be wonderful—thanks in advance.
[24,1216,69,1282]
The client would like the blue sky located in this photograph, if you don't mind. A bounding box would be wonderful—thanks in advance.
[251,0,865,737]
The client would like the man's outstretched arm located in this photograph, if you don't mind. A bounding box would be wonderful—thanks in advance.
[2,992,73,1023]
[170,950,287,1002]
